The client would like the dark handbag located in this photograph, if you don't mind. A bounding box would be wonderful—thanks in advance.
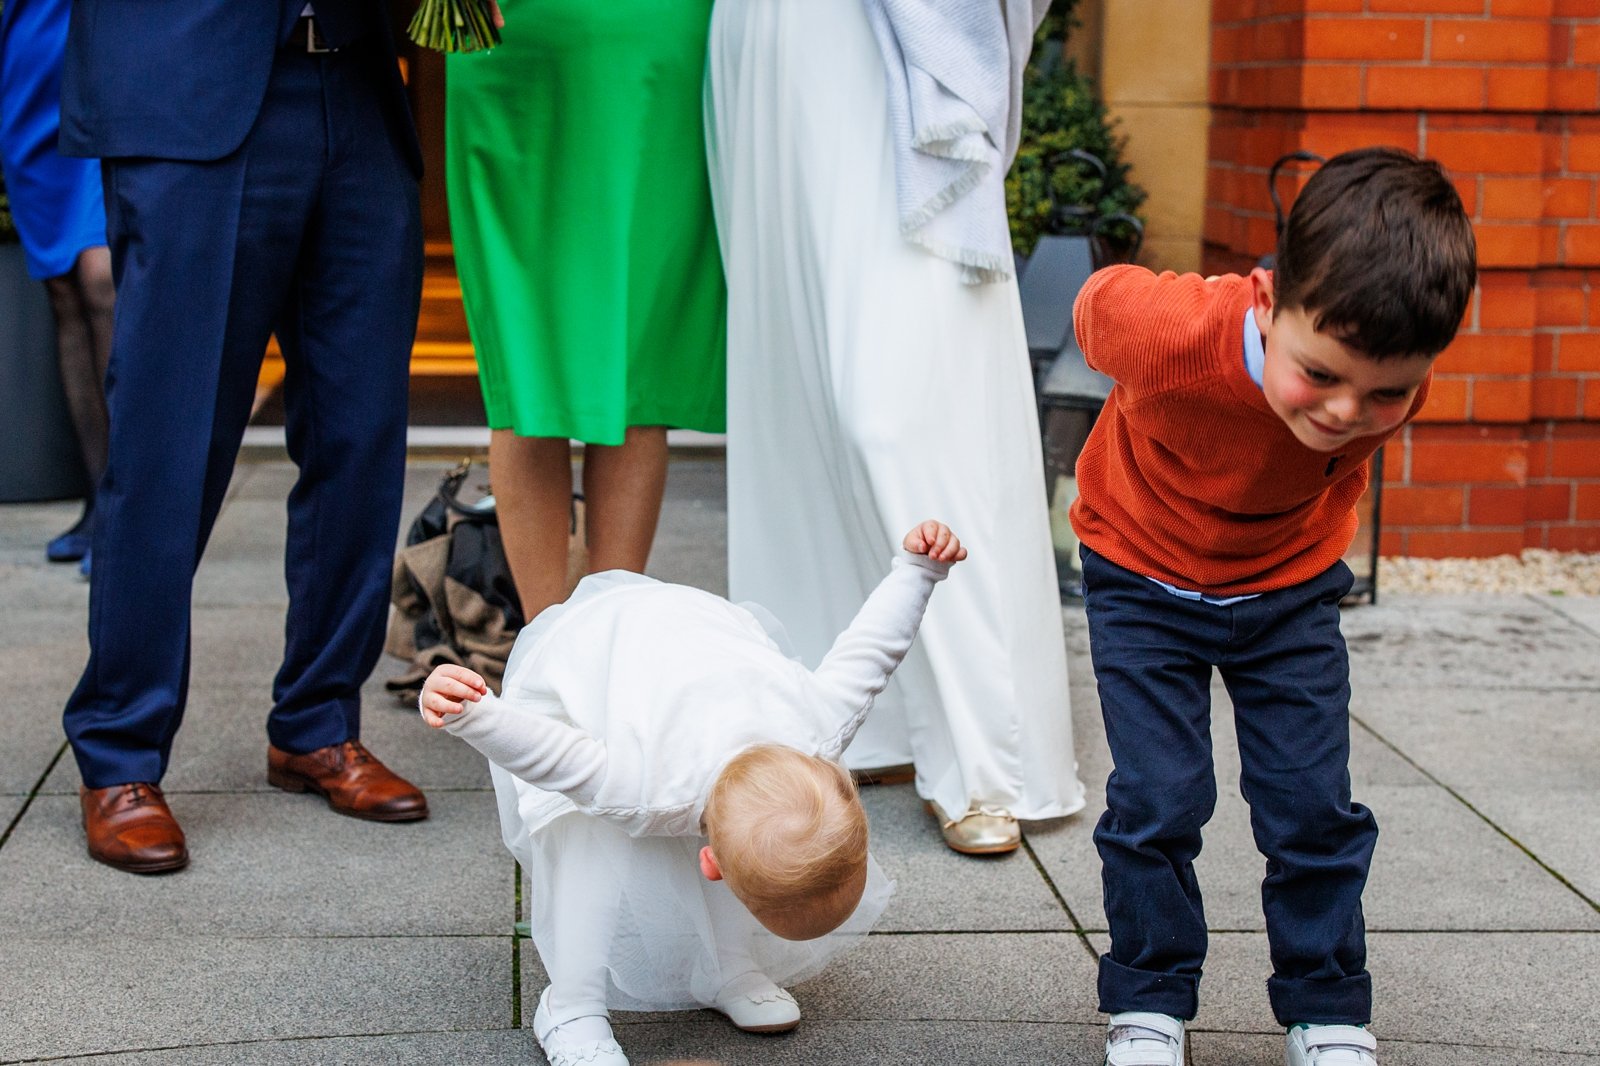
[383,459,584,703]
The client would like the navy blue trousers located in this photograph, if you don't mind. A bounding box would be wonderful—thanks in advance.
[1081,547,1377,1026]
[65,42,422,787]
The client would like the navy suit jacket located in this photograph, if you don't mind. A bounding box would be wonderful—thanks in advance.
[59,0,422,177]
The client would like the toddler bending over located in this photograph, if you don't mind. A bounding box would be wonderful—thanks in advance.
[420,520,966,1066]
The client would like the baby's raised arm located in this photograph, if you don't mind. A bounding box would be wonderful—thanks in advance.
[812,521,962,758]
[420,665,607,806]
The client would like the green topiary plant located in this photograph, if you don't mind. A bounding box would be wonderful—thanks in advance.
[1007,0,1146,260]
[0,166,19,245]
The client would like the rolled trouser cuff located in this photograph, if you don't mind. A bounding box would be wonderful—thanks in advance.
[1097,954,1200,1021]
[1268,971,1372,1027]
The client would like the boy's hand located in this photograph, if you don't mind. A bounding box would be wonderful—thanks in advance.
[903,520,968,564]
[420,664,489,728]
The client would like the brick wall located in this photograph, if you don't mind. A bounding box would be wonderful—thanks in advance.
[1206,0,1600,556]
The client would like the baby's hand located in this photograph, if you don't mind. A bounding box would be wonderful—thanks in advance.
[902,520,968,564]
[419,664,488,728]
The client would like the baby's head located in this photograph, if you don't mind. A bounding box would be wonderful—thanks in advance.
[700,744,869,942]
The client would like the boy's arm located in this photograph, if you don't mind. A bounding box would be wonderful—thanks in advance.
[441,693,607,806]
[813,553,950,760]
[1073,265,1227,391]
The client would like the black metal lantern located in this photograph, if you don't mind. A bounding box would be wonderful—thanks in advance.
[1037,351,1113,599]
[1017,149,1142,600]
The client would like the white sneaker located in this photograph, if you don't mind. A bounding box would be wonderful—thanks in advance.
[706,970,801,1033]
[1286,1024,1377,1066]
[1105,1012,1185,1066]
[533,987,629,1066]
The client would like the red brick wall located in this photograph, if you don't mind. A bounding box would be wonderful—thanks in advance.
[1206,0,1600,556]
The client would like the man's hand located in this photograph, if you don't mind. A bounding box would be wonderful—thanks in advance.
[902,520,967,564]
[485,0,504,28]
[420,664,488,728]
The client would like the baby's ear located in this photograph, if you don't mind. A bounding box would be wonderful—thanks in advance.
[698,846,723,882]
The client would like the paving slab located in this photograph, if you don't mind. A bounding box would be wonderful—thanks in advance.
[0,792,510,938]
[587,932,1104,1026]
[1458,785,1600,906]
[35,1031,538,1066]
[0,641,79,795]
[1189,1031,1600,1066]
[1351,686,1599,791]
[1192,931,1600,1055]
[613,1018,1107,1066]
[1533,593,1600,635]
[860,783,1075,933]
[0,936,510,1063]
[1341,595,1600,690]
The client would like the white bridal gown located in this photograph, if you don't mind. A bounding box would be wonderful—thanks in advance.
[705,0,1085,823]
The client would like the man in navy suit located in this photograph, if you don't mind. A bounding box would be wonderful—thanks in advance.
[59,1,428,873]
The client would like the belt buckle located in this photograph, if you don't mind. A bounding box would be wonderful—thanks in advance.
[305,17,334,53]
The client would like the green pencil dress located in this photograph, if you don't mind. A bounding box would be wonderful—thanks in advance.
[445,0,726,444]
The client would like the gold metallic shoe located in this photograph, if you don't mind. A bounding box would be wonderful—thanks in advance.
[925,801,1021,856]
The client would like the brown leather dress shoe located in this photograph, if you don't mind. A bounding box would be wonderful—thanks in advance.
[267,740,428,822]
[80,783,189,874]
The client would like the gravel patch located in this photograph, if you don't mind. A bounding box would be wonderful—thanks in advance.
[1380,550,1600,595]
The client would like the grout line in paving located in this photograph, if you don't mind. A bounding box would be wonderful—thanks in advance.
[511,860,524,1030]
[1351,713,1600,915]
[0,741,69,853]
[1526,590,1600,641]
[0,1026,524,1066]
[1020,836,1101,963]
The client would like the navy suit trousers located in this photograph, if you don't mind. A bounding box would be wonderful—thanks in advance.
[1081,546,1377,1027]
[65,42,423,785]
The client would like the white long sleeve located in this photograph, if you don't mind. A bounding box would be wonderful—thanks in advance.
[814,553,950,759]
[442,693,608,806]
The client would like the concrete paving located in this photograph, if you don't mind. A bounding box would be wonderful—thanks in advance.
[1,455,1596,1065]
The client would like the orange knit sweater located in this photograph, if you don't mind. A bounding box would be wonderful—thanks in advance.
[1068,266,1428,595]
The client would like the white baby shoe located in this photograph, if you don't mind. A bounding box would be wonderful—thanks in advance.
[707,970,801,1033]
[533,987,629,1066]
[1105,1011,1185,1066]
[1286,1023,1377,1066]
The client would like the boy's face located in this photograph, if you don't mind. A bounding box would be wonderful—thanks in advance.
[1251,269,1434,453]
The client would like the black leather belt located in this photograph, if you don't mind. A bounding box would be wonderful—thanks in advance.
[285,15,337,53]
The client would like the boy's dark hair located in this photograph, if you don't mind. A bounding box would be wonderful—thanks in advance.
[1273,146,1476,360]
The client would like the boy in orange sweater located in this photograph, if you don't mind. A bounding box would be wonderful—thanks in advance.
[1070,147,1476,1066]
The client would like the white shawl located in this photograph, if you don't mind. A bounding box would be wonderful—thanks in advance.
[862,0,1051,284]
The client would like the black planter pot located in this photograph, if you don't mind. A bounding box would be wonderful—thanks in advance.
[0,243,90,502]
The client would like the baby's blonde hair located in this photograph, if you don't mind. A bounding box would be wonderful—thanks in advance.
[703,744,869,941]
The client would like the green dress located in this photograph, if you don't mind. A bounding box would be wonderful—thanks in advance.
[446,0,726,443]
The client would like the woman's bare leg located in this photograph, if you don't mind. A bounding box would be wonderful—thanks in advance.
[581,425,668,573]
[487,429,576,620]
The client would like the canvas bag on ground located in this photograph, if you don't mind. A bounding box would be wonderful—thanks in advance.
[385,459,585,702]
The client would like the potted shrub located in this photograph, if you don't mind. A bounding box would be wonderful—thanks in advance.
[1007,0,1146,262]
[0,166,91,502]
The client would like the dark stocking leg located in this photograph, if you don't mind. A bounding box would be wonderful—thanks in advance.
[41,246,114,551]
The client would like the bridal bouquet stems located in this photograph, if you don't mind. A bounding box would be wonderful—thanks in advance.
[408,0,502,53]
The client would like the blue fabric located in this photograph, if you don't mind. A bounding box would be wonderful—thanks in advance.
[1244,305,1266,387]
[58,0,419,176]
[0,0,106,279]
[1081,546,1376,1026]
[64,45,422,786]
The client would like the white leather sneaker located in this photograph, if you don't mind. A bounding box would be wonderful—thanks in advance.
[1286,1024,1377,1065]
[706,970,801,1033]
[533,987,629,1066]
[1105,1011,1185,1066]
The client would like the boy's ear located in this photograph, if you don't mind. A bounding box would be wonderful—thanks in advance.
[1249,266,1277,339]
[699,846,723,882]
